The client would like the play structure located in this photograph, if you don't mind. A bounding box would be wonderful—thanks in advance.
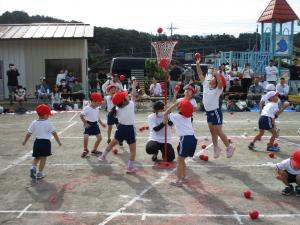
[215,0,299,75]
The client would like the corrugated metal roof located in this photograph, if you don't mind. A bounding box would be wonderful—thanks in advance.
[258,0,299,23]
[0,23,94,39]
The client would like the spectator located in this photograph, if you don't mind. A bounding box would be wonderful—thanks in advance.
[36,77,51,101]
[56,69,66,86]
[276,77,289,102]
[58,79,71,100]
[51,85,64,111]
[228,78,245,101]
[219,63,229,90]
[228,62,241,86]
[289,58,300,94]
[102,74,123,95]
[65,71,76,88]
[248,76,264,106]
[88,72,99,92]
[6,63,20,105]
[129,77,142,101]
[168,63,182,97]
[71,79,85,105]
[183,65,195,86]
[149,77,162,96]
[265,59,279,85]
[240,63,254,93]
[14,85,26,108]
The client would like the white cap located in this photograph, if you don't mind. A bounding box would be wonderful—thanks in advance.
[265,91,279,100]
[266,84,276,91]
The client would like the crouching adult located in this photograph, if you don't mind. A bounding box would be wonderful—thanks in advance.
[146,101,175,162]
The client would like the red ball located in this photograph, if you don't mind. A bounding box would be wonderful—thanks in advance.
[243,190,251,199]
[157,27,163,34]
[274,143,278,147]
[201,144,207,149]
[249,210,259,220]
[228,138,232,143]
[268,152,275,158]
[203,155,209,161]
[230,112,234,115]
[159,58,170,70]
[139,127,144,132]
[144,126,149,130]
[112,149,118,155]
[119,74,125,81]
[195,52,201,61]
[174,85,181,92]
[199,154,205,160]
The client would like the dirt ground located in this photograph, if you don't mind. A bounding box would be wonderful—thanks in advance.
[0,110,300,225]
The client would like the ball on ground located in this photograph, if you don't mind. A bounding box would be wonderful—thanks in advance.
[249,210,259,220]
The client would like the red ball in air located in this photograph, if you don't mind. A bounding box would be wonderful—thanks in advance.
[249,210,259,220]
[174,85,181,92]
[195,52,201,61]
[157,27,163,34]
[119,74,125,81]
[243,190,251,199]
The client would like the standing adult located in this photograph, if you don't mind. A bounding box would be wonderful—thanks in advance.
[56,69,66,86]
[276,77,289,102]
[6,64,20,105]
[240,63,254,93]
[183,65,195,86]
[168,63,182,97]
[265,59,278,85]
[101,74,123,95]
[289,58,300,94]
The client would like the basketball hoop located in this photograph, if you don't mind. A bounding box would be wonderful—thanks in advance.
[151,40,177,169]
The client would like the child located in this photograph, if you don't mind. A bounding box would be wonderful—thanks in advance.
[275,149,300,196]
[196,60,235,159]
[104,85,118,144]
[80,92,106,158]
[248,91,289,151]
[22,104,61,179]
[99,80,138,173]
[14,85,26,108]
[173,84,197,112]
[163,99,197,187]
[146,101,175,162]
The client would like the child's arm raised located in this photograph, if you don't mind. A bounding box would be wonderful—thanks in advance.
[52,131,62,147]
[172,87,179,103]
[276,101,289,116]
[22,133,31,146]
[131,79,137,102]
[195,60,205,82]
[213,69,223,90]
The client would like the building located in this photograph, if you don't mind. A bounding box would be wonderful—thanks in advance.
[0,23,94,100]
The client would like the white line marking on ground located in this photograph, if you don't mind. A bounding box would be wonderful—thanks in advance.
[68,112,79,123]
[16,204,32,218]
[0,121,77,176]
[233,210,243,225]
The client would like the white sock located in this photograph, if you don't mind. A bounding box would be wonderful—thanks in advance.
[128,160,134,168]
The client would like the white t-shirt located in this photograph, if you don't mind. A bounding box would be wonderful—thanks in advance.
[117,100,135,125]
[276,159,300,175]
[81,105,100,122]
[56,73,66,86]
[261,102,279,118]
[241,68,254,79]
[149,83,162,96]
[148,113,172,144]
[265,66,278,82]
[105,95,114,112]
[228,68,241,81]
[202,80,223,111]
[27,119,55,140]
[169,113,194,137]
[102,80,123,94]
[177,97,197,108]
[276,84,289,96]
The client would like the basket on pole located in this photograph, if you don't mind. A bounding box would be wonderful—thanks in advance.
[151,40,177,169]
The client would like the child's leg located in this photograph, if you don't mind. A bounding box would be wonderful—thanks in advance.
[215,125,230,147]
[252,130,265,144]
[99,138,119,160]
[32,157,40,167]
[296,174,300,187]
[38,157,47,172]
[277,170,290,186]
[208,123,218,146]
[267,128,277,146]
[93,134,102,151]
[182,159,186,179]
[176,156,185,180]
[128,142,136,161]
[83,134,89,150]
[107,125,113,141]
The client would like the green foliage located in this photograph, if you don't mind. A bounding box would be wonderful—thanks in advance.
[145,59,164,80]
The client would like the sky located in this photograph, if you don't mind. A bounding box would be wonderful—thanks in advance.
[0,0,299,36]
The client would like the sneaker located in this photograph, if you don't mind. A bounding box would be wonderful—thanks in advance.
[126,166,138,174]
[296,186,300,197]
[248,142,255,150]
[98,154,107,161]
[281,184,294,195]
[30,167,36,179]
[169,180,183,187]
[213,146,222,159]
[267,146,280,152]
[91,150,102,156]
[226,144,235,158]
[36,172,45,180]
[81,149,89,158]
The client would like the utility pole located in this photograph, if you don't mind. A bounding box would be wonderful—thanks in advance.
[167,23,178,40]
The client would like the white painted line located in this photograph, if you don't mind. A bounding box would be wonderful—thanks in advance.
[68,112,79,123]
[0,121,77,176]
[16,204,32,218]
[233,210,243,225]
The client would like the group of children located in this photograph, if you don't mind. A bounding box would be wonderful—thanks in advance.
[22,60,300,195]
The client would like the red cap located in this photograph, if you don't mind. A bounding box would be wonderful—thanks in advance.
[291,150,300,169]
[185,85,196,94]
[106,85,117,93]
[36,104,52,116]
[179,99,193,118]
[90,92,103,102]
[112,91,128,106]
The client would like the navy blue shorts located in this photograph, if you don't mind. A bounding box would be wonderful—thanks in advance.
[84,121,100,136]
[177,135,198,158]
[33,139,51,157]
[107,114,118,125]
[206,108,223,125]
[115,124,136,145]
[258,116,274,130]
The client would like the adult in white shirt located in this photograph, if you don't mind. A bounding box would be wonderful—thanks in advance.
[276,77,290,102]
[56,69,66,86]
[196,61,235,159]
[228,62,241,86]
[149,77,162,96]
[101,74,123,95]
[146,101,175,162]
[240,63,254,93]
[265,60,278,85]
